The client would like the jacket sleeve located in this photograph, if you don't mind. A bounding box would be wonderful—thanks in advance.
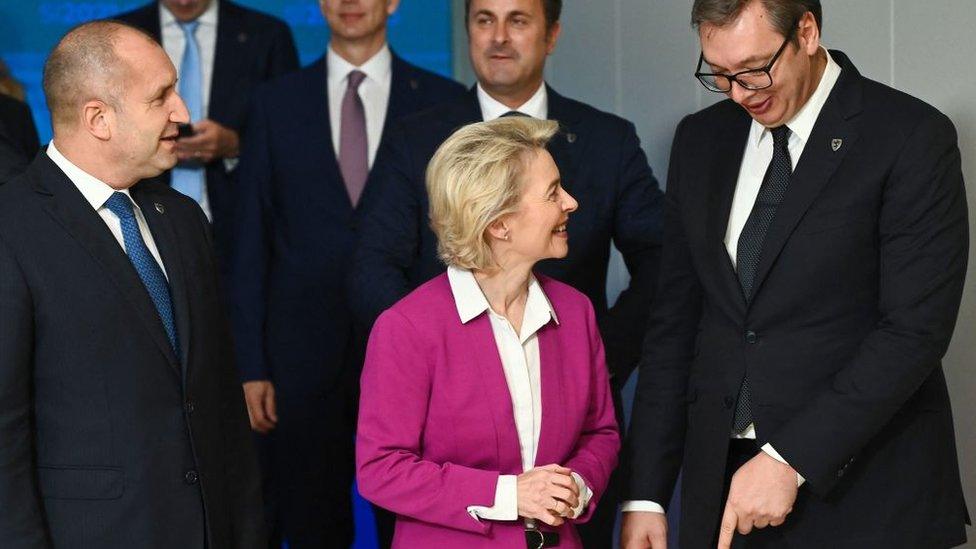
[0,233,52,548]
[624,116,702,507]
[767,110,969,495]
[600,121,664,385]
[356,309,500,536]
[564,299,621,523]
[348,125,423,327]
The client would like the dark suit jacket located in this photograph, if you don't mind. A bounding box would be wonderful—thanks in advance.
[0,154,264,549]
[0,94,39,183]
[627,50,969,548]
[349,86,663,383]
[229,54,465,395]
[115,0,299,271]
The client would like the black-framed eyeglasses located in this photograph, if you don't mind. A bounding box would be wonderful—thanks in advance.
[694,23,798,93]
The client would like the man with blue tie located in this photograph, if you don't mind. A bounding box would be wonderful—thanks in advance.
[229,0,465,546]
[116,0,298,273]
[0,21,263,548]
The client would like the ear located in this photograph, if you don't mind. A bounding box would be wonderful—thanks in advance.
[387,0,401,16]
[82,100,112,142]
[545,20,561,55]
[486,217,511,242]
[797,11,820,56]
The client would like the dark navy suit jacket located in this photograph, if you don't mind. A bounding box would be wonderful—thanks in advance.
[349,86,664,383]
[229,54,465,395]
[0,155,263,548]
[116,0,299,272]
[0,94,39,183]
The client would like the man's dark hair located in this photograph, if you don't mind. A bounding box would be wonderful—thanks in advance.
[692,0,822,41]
[464,0,562,31]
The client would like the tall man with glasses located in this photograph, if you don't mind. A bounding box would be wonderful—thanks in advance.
[349,1,663,544]
[622,1,969,548]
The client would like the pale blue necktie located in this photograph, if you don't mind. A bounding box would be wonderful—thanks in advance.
[171,20,205,203]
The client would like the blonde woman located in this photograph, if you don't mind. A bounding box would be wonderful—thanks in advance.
[356,117,619,547]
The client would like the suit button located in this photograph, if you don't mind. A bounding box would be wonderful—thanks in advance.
[185,401,195,415]
[184,470,199,485]
[724,396,735,409]
[744,331,758,344]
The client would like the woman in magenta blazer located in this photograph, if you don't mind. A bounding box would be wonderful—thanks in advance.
[356,118,620,547]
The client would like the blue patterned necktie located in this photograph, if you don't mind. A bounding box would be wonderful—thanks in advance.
[732,125,792,434]
[103,192,180,357]
[171,20,205,204]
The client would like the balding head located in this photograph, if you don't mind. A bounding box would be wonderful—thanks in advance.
[43,21,155,130]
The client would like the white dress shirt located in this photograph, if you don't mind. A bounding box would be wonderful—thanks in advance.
[477,82,548,121]
[446,267,591,523]
[160,0,218,219]
[327,44,393,168]
[622,49,841,515]
[46,141,168,279]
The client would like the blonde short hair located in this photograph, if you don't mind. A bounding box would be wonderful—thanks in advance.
[426,117,559,270]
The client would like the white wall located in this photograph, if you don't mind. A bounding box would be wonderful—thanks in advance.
[454,0,975,545]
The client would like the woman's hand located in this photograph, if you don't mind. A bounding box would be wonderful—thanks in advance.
[516,464,581,526]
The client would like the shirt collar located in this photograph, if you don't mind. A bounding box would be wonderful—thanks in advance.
[160,0,218,28]
[750,47,842,148]
[477,82,548,121]
[327,43,393,88]
[46,140,137,211]
[447,266,558,332]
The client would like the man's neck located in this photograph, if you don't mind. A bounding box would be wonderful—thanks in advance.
[480,77,544,110]
[53,136,135,190]
[330,33,387,67]
[797,48,829,114]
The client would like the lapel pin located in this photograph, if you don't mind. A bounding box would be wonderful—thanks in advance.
[154,203,165,214]
[237,32,248,43]
[566,132,577,144]
[831,138,843,152]
[410,79,419,90]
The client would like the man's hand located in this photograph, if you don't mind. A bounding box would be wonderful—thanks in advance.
[621,511,668,548]
[516,464,580,526]
[176,119,239,163]
[717,452,798,548]
[242,380,277,434]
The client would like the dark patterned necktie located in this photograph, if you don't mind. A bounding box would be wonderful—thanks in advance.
[732,125,792,434]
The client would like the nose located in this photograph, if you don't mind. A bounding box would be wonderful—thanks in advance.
[561,188,578,213]
[171,92,191,124]
[728,80,756,105]
[492,21,509,44]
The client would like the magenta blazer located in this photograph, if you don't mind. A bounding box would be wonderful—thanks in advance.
[356,273,620,548]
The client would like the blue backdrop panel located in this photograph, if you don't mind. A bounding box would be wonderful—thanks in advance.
[0,0,455,143]
[0,2,454,548]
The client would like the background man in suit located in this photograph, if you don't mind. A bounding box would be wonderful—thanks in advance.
[228,0,465,546]
[116,0,298,272]
[0,93,39,182]
[622,1,969,548]
[0,21,263,548]
[348,0,663,543]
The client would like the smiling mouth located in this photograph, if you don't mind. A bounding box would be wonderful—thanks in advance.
[553,223,567,234]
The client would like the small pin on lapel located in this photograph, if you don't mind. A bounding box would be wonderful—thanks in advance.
[566,133,577,144]
[831,138,843,152]
[155,203,165,214]
[237,32,248,43]
[409,79,419,90]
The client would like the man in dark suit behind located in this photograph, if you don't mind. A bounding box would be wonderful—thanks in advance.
[228,0,465,546]
[115,0,298,272]
[622,1,969,548]
[348,0,663,545]
[0,93,40,182]
[0,21,263,548]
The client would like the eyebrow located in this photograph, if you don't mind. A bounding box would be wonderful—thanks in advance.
[473,9,532,19]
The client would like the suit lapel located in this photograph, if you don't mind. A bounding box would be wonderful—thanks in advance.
[534,322,564,467]
[299,58,349,211]
[706,108,752,312]
[749,64,862,302]
[544,87,585,195]
[131,185,192,378]
[33,158,180,373]
[464,315,524,473]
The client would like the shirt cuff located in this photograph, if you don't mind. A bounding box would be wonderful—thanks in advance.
[761,443,806,486]
[569,472,592,519]
[223,157,239,172]
[621,500,666,514]
[467,474,518,522]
